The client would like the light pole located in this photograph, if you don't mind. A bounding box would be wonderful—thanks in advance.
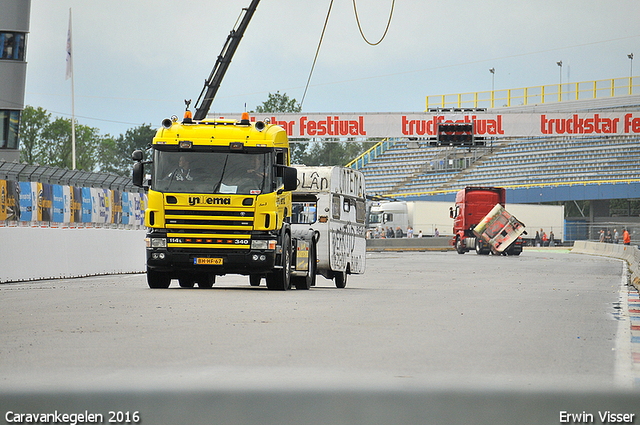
[628,53,634,95]
[489,67,495,91]
[489,68,495,107]
[557,61,563,101]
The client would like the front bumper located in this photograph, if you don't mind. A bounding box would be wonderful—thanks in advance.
[146,248,277,276]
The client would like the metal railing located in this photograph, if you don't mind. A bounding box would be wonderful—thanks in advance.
[426,76,639,110]
[346,138,396,170]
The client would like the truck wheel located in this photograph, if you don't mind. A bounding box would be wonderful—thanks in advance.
[294,242,316,290]
[147,270,171,289]
[266,234,291,291]
[334,268,347,289]
[475,238,489,255]
[179,275,196,288]
[455,237,466,254]
[196,274,215,289]
[249,274,262,286]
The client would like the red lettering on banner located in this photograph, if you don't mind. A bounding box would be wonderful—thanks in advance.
[625,113,640,133]
[299,116,366,136]
[270,117,295,135]
[541,114,620,135]
[402,115,503,136]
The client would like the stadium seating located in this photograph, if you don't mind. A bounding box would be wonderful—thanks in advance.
[360,136,640,196]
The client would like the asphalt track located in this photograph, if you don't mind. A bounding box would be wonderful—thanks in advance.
[0,249,637,424]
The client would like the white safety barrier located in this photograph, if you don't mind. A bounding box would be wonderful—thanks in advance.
[572,241,640,290]
[0,227,146,283]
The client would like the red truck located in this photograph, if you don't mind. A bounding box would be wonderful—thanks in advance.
[450,187,525,255]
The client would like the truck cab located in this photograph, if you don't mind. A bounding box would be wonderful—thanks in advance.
[132,114,315,290]
[451,186,524,255]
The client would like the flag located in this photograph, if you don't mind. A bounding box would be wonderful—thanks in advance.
[65,9,72,80]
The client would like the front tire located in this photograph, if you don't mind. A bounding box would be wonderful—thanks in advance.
[456,236,466,254]
[249,274,262,286]
[196,273,215,289]
[147,269,171,289]
[475,238,490,255]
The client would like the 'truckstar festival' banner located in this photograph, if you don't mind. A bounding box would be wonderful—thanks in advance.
[214,112,640,139]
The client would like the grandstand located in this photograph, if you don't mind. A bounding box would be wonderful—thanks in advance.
[354,78,640,200]
[362,136,640,196]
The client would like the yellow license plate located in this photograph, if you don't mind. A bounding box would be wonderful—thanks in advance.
[194,258,223,265]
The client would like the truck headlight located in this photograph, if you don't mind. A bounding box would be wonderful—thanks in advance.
[148,237,167,248]
[251,240,276,250]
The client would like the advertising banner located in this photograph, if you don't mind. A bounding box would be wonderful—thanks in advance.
[82,187,92,223]
[52,184,64,223]
[19,182,36,221]
[0,179,20,220]
[38,183,52,222]
[1,179,143,226]
[215,112,640,139]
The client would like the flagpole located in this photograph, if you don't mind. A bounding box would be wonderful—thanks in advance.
[66,8,76,170]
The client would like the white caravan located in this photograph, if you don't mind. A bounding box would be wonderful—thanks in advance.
[291,166,366,288]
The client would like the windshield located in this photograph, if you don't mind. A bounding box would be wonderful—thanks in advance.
[292,201,317,224]
[368,212,383,225]
[152,150,272,195]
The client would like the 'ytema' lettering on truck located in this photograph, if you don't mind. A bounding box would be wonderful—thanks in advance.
[402,115,504,136]
[188,196,232,206]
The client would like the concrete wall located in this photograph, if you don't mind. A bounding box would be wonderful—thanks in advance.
[571,241,640,291]
[0,227,146,283]
[367,237,452,251]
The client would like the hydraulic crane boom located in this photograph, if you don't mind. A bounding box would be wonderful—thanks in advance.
[193,0,260,121]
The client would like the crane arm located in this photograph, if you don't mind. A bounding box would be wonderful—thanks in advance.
[193,0,260,121]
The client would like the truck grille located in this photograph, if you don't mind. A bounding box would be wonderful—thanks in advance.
[165,208,253,249]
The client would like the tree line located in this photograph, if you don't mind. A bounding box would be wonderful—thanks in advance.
[18,92,376,176]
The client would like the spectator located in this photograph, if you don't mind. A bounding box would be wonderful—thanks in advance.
[623,228,631,245]
[549,231,555,247]
[434,228,440,237]
[614,229,619,244]
[417,230,423,238]
[407,226,414,238]
[599,229,605,243]
[395,226,403,238]
[605,230,612,243]
[535,231,540,247]
[542,231,548,247]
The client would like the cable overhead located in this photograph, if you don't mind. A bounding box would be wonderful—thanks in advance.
[353,0,395,46]
[300,0,334,110]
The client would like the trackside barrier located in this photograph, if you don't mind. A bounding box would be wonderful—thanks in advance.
[367,237,453,251]
[571,241,640,291]
[0,226,146,283]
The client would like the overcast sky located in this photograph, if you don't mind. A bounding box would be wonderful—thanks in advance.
[24,0,640,137]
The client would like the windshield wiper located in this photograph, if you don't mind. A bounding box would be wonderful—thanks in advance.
[212,155,229,193]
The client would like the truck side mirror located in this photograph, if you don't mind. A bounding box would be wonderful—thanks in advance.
[132,161,144,187]
[132,150,143,161]
[449,207,454,219]
[283,167,297,192]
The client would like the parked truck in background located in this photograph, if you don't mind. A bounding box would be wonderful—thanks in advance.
[292,166,366,288]
[368,200,452,237]
[450,186,525,255]
[368,199,563,242]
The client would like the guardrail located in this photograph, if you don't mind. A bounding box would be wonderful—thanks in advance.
[346,139,396,171]
[426,76,639,109]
